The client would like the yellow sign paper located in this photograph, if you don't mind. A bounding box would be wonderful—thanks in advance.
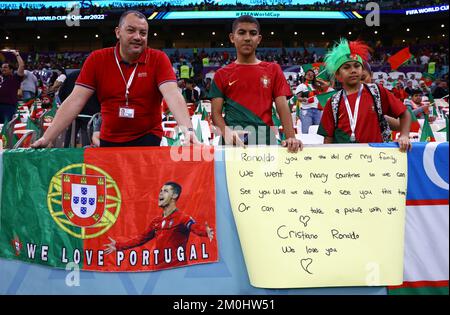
[225,145,407,288]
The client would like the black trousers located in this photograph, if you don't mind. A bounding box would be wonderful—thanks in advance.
[0,104,17,124]
[64,118,90,148]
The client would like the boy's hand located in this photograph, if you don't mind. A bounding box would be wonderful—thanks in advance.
[281,137,303,153]
[396,135,412,152]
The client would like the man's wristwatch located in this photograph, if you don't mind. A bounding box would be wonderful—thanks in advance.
[187,127,194,132]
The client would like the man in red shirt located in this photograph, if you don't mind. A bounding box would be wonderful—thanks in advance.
[105,182,214,268]
[318,38,411,152]
[209,15,302,152]
[32,11,197,148]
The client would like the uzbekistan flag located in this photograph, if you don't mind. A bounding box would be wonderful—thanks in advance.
[388,142,449,294]
[0,147,217,272]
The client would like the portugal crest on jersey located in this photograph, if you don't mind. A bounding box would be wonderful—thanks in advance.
[261,75,271,88]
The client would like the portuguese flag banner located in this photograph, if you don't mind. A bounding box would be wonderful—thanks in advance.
[0,147,218,272]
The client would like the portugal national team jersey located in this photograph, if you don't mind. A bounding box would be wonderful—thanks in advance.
[318,84,407,143]
[209,61,292,142]
[115,210,208,267]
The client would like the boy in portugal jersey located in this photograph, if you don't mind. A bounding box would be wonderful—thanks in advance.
[105,182,214,267]
[318,38,411,152]
[209,15,302,153]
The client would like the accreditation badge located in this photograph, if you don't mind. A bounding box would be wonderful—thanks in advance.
[119,107,135,119]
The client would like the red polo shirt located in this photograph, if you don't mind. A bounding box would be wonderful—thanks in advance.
[76,44,176,142]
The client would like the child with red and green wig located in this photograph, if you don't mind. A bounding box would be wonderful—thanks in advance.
[317,38,411,152]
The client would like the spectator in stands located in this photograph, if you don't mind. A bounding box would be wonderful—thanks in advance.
[432,80,449,99]
[179,61,192,80]
[204,77,212,97]
[409,74,419,88]
[404,89,429,119]
[392,81,408,101]
[0,50,24,123]
[183,79,200,103]
[59,69,101,147]
[420,53,430,66]
[318,39,411,152]
[296,69,333,134]
[32,10,198,148]
[48,67,66,95]
[20,69,38,100]
[405,80,415,96]
[209,15,302,152]
[418,80,431,95]
[397,74,406,85]
[361,62,373,84]
[177,79,185,93]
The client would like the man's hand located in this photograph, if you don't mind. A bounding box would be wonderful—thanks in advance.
[179,127,201,145]
[396,134,412,152]
[31,136,52,149]
[205,222,214,242]
[281,137,303,153]
[223,129,248,147]
[104,237,117,255]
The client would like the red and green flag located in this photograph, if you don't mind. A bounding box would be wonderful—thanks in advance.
[408,108,421,132]
[1,119,8,149]
[195,120,203,143]
[0,147,217,272]
[316,90,337,110]
[302,63,329,80]
[165,131,182,146]
[420,114,435,142]
[422,72,435,87]
[388,47,413,71]
[272,105,282,128]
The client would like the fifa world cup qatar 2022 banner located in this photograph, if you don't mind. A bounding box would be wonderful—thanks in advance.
[0,147,217,272]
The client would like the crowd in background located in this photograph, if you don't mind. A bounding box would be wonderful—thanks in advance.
[0,0,447,16]
[3,41,446,103]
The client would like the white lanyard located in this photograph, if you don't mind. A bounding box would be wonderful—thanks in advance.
[342,84,364,143]
[114,48,138,107]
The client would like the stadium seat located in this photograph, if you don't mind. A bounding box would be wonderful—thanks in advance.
[295,118,302,135]
[200,100,212,113]
[186,103,196,116]
[295,133,324,144]
[13,130,37,148]
[406,72,422,80]
[389,71,406,80]
[162,120,177,130]
[205,72,215,81]
[5,115,20,149]
[308,125,319,135]
[434,132,447,142]
[283,71,298,81]
[372,72,388,80]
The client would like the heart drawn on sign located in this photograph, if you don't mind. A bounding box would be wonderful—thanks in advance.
[300,258,313,274]
[299,215,311,227]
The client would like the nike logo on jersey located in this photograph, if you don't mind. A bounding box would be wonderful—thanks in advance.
[228,80,238,86]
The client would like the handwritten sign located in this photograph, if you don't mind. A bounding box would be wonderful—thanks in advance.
[225,145,407,288]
